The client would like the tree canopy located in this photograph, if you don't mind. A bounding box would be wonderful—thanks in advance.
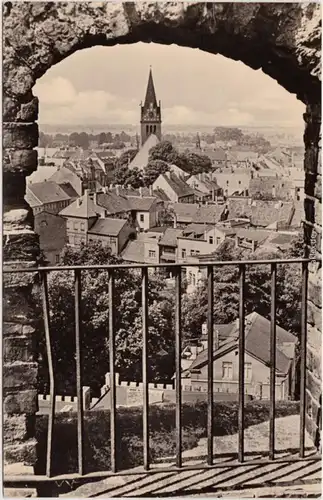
[35,243,175,396]
[181,238,303,344]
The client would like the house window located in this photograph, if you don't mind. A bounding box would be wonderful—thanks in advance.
[195,250,200,255]
[149,250,156,258]
[209,236,214,245]
[190,250,195,256]
[140,214,144,222]
[73,221,78,230]
[182,249,186,258]
[238,180,241,185]
[222,362,233,380]
[80,222,85,231]
[245,363,252,381]
[55,254,60,264]
[216,237,221,245]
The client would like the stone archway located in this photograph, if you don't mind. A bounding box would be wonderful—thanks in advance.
[3,1,321,476]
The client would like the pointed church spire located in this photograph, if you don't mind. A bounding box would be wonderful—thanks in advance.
[143,67,158,109]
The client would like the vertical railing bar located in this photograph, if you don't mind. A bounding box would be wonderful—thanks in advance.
[238,263,245,463]
[299,261,308,458]
[75,269,84,475]
[175,266,182,468]
[142,267,149,470]
[109,270,117,472]
[207,265,214,466]
[40,271,56,478]
[269,263,277,461]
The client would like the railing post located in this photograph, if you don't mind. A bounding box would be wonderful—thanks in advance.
[207,265,214,466]
[109,270,117,472]
[40,271,56,478]
[269,263,277,460]
[175,266,182,468]
[75,269,84,475]
[238,263,245,463]
[142,267,149,470]
[300,261,308,458]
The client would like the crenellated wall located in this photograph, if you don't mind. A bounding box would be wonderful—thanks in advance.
[2,2,321,483]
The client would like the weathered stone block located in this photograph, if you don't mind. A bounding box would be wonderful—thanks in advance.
[3,415,29,444]
[3,95,39,122]
[4,336,34,363]
[306,370,322,403]
[4,439,37,465]
[3,363,38,391]
[3,322,23,336]
[307,299,322,332]
[307,324,321,352]
[3,287,37,325]
[4,390,38,415]
[307,346,322,381]
[3,149,37,175]
[3,122,38,150]
[3,232,40,261]
[314,174,322,201]
[308,271,322,308]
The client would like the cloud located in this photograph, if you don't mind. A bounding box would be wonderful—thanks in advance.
[34,77,124,124]
[163,105,254,126]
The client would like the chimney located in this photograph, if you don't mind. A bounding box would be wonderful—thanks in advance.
[198,173,202,181]
[77,197,82,208]
[149,185,153,196]
[84,189,89,195]
[252,240,256,253]
[139,186,143,198]
[235,235,239,248]
[173,214,177,229]
[116,185,120,196]
[93,192,97,205]
[109,183,113,190]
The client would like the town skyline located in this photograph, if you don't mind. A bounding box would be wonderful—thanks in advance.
[34,42,305,130]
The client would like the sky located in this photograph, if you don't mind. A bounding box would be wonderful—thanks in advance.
[34,42,305,130]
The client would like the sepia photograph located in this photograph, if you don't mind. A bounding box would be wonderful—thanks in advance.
[2,1,322,498]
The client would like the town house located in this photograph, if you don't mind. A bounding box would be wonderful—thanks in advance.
[25,180,78,215]
[153,172,195,203]
[186,173,223,202]
[180,312,297,401]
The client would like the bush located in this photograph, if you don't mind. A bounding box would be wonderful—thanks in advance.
[35,400,299,475]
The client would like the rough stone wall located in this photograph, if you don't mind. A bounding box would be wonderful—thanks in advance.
[303,103,322,447]
[2,1,322,478]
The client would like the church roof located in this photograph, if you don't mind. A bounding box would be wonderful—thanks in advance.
[128,134,160,170]
[143,68,158,109]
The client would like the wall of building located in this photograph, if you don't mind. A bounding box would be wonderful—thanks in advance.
[34,211,67,265]
[65,215,95,247]
[213,171,251,196]
[187,351,288,400]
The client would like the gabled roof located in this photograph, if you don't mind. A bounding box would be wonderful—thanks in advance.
[26,181,73,206]
[171,203,199,223]
[59,194,100,218]
[235,228,270,243]
[126,196,156,211]
[188,312,296,375]
[227,199,295,227]
[96,192,130,214]
[128,134,159,170]
[162,173,195,198]
[121,240,146,263]
[159,228,184,247]
[193,205,225,224]
[58,182,79,199]
[27,166,58,185]
[88,218,128,236]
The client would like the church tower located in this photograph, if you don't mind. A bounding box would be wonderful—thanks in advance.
[140,67,162,146]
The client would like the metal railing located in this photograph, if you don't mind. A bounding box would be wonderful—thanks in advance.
[3,257,322,490]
